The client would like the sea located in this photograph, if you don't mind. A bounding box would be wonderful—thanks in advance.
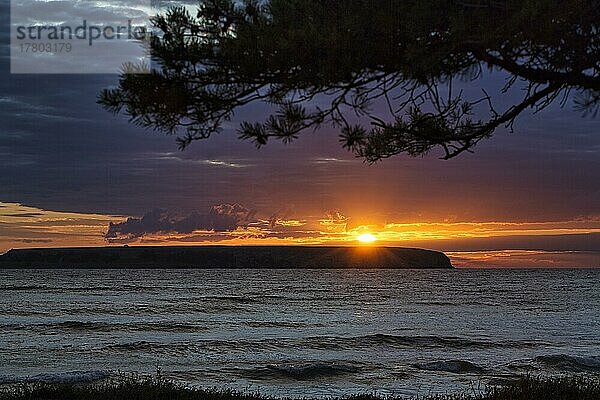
[0,268,599,397]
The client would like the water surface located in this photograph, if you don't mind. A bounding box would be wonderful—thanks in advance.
[1,269,599,397]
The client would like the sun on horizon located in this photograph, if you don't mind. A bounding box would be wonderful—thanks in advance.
[357,233,377,244]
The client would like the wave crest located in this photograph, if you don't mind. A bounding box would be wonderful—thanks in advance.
[236,362,361,381]
[535,355,600,372]
[0,370,110,385]
[303,333,542,350]
[413,360,485,374]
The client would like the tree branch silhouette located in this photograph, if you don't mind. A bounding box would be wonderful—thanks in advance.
[99,0,600,160]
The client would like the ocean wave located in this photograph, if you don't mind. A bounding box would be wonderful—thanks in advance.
[300,334,543,350]
[0,285,120,293]
[0,285,45,291]
[101,339,284,355]
[535,354,600,372]
[97,333,547,355]
[104,341,159,351]
[100,339,276,356]
[413,301,457,306]
[0,370,110,385]
[267,363,360,379]
[413,360,485,374]
[245,321,324,328]
[2,320,209,333]
[195,295,258,304]
[237,362,361,381]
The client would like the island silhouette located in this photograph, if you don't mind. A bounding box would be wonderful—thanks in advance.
[0,246,452,269]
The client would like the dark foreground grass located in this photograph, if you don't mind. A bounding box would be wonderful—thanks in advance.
[1,375,599,400]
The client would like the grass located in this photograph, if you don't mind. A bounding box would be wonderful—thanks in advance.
[0,375,599,400]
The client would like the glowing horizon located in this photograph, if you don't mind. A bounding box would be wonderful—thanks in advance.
[2,202,600,247]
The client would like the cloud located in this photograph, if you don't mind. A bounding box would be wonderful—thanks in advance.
[14,238,52,244]
[3,200,599,256]
[448,250,600,269]
[105,204,256,242]
[104,205,350,244]
[0,202,122,252]
[319,210,349,232]
[312,157,355,165]
[4,212,43,218]
[149,153,253,168]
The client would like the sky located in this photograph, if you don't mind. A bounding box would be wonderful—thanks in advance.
[1,0,599,267]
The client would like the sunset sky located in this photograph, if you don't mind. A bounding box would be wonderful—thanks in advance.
[1,0,599,268]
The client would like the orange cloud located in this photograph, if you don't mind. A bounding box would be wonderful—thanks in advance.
[0,202,124,252]
[448,250,600,269]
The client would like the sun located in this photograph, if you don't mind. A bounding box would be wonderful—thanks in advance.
[357,233,377,244]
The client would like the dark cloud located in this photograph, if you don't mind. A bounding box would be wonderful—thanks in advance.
[105,204,255,242]
[103,205,338,243]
